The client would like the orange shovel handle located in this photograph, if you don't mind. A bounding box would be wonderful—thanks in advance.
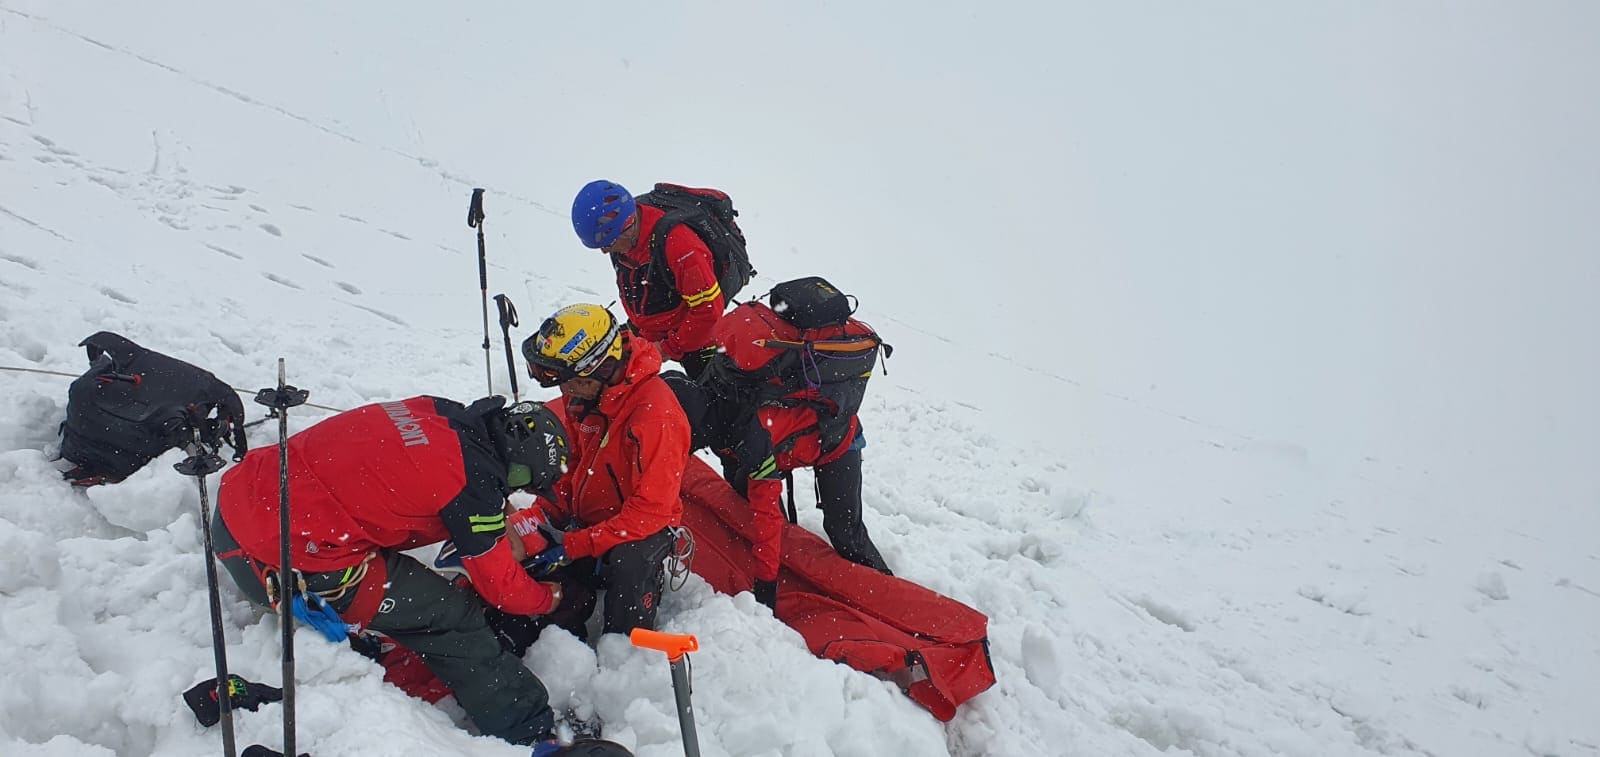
[630,628,699,663]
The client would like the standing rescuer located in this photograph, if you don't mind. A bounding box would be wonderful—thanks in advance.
[211,396,570,746]
[571,180,729,379]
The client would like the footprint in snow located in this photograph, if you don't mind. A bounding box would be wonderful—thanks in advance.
[249,204,269,213]
[334,281,362,295]
[0,252,41,270]
[100,288,137,305]
[259,223,282,237]
[1129,595,1196,631]
[204,244,243,260]
[211,333,248,356]
[381,229,411,241]
[339,213,366,224]
[16,338,48,362]
[30,136,75,156]
[262,273,302,290]
[302,253,334,268]
[342,301,407,326]
[289,204,315,212]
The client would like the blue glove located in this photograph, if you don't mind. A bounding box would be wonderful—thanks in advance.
[529,740,562,757]
[522,545,568,577]
[433,540,465,574]
[291,591,350,642]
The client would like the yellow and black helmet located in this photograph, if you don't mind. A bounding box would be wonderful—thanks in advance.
[521,303,625,388]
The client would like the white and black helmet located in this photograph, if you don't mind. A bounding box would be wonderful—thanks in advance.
[499,401,569,500]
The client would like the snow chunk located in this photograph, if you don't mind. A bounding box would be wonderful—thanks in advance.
[0,520,61,593]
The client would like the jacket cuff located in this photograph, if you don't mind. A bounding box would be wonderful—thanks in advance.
[563,529,594,559]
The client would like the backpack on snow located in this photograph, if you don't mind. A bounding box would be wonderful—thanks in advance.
[57,332,248,486]
[708,277,891,452]
[636,183,757,304]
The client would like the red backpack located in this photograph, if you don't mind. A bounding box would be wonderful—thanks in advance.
[709,278,890,452]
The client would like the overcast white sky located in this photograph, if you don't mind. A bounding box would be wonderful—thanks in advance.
[4,2,1600,754]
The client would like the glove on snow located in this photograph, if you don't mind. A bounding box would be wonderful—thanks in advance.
[183,675,283,727]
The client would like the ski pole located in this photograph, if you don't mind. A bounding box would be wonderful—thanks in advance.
[175,434,236,757]
[493,293,521,402]
[468,188,492,396]
[254,359,309,757]
[629,628,701,757]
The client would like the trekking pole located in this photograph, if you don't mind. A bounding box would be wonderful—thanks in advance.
[467,188,492,396]
[493,293,521,402]
[254,359,309,757]
[174,433,236,757]
[629,629,701,757]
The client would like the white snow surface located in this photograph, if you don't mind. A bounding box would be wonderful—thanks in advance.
[3,2,1599,756]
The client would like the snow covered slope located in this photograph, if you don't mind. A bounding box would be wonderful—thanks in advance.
[2,2,1597,756]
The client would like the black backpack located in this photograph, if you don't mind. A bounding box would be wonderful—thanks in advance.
[637,183,757,303]
[707,278,892,454]
[58,332,248,485]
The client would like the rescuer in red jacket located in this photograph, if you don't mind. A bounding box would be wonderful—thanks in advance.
[571,179,725,379]
[516,302,691,641]
[694,302,893,577]
[211,396,570,746]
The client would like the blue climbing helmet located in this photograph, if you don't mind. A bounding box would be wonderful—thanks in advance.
[571,180,637,249]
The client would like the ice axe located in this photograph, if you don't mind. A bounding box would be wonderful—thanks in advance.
[629,628,701,757]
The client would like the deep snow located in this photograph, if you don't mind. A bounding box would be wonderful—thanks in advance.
[2,2,1598,756]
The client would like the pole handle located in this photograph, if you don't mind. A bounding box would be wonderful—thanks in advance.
[467,188,486,228]
[630,628,699,663]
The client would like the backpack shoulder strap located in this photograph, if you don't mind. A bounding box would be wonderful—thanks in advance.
[645,208,701,289]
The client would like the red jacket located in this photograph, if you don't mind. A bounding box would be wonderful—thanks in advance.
[761,406,859,471]
[217,396,555,616]
[542,336,690,559]
[710,302,862,470]
[609,203,725,360]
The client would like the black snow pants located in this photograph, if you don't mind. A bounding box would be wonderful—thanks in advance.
[814,448,892,575]
[488,527,675,653]
[211,512,555,745]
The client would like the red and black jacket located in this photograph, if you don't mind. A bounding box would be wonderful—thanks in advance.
[609,203,725,360]
[663,372,786,582]
[708,302,864,469]
[217,396,555,616]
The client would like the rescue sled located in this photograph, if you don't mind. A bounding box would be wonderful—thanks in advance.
[678,456,995,721]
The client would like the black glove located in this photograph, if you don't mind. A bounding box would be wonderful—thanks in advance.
[241,746,310,757]
[183,675,284,727]
[754,579,778,610]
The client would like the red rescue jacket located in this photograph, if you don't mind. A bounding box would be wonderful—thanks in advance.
[542,336,690,559]
[217,396,555,616]
[609,203,725,360]
[710,302,863,470]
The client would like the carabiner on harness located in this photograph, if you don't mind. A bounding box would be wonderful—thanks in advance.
[666,526,696,592]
